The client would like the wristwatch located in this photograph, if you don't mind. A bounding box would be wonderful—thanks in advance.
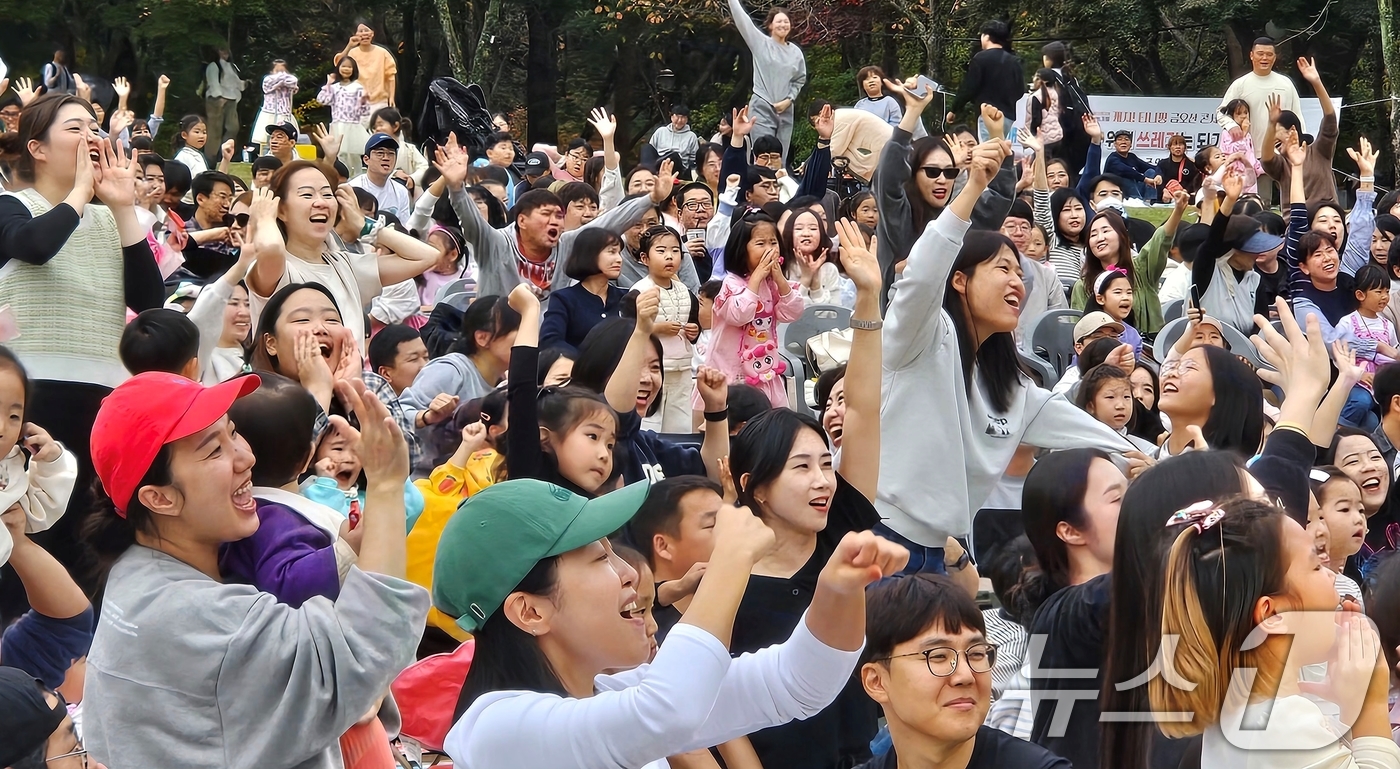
[946,549,971,571]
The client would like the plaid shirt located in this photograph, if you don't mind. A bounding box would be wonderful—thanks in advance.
[313,372,421,472]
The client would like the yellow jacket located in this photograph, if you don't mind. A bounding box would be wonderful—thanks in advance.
[408,450,501,638]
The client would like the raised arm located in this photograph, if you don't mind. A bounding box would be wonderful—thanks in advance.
[885,140,1008,370]
[605,288,661,412]
[1341,139,1380,275]
[438,135,511,269]
[1075,115,1104,198]
[794,105,833,201]
[726,0,768,52]
[831,219,881,500]
[505,286,547,481]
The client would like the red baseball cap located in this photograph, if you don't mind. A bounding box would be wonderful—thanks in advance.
[92,372,261,517]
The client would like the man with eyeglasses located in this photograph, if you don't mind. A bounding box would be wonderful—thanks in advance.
[0,95,20,133]
[554,137,593,182]
[673,182,715,281]
[0,666,91,769]
[856,574,1068,769]
[347,132,411,220]
[180,171,239,276]
[999,200,1067,348]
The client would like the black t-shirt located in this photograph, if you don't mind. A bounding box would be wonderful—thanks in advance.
[732,474,882,769]
[1255,265,1291,316]
[1029,573,1111,769]
[854,727,1072,769]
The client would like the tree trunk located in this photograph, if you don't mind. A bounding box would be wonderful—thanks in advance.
[470,0,502,84]
[1380,0,1400,181]
[401,0,419,116]
[526,3,560,147]
[434,0,469,81]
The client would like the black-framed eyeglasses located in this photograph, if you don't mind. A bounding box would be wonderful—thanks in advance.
[920,166,959,180]
[682,200,713,212]
[876,643,998,677]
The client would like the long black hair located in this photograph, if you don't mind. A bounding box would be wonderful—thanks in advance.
[1009,449,1108,619]
[570,317,664,418]
[905,135,954,232]
[1099,450,1247,769]
[945,229,1025,413]
[249,282,342,374]
[450,295,522,358]
[454,556,568,720]
[1198,345,1264,456]
[730,408,829,514]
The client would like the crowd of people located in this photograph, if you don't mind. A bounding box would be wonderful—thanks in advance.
[2,9,1400,769]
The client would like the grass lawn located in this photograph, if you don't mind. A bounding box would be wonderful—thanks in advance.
[229,162,252,184]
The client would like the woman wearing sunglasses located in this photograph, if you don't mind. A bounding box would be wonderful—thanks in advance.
[873,77,1017,304]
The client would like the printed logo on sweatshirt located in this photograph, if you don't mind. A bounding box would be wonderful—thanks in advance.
[985,416,1012,438]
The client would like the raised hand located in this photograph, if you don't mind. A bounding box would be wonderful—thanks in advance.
[835,218,880,293]
[331,326,362,382]
[651,158,676,203]
[967,139,1010,189]
[108,109,134,138]
[1331,339,1366,386]
[250,187,285,251]
[1252,297,1329,394]
[1016,127,1043,154]
[1082,113,1103,143]
[695,365,729,413]
[221,139,236,161]
[508,282,541,315]
[293,329,334,392]
[813,104,834,141]
[12,77,37,106]
[93,138,137,208]
[1282,137,1307,167]
[884,77,935,116]
[1222,167,1244,201]
[1267,93,1283,125]
[74,74,90,101]
[818,531,909,595]
[433,132,470,190]
[113,76,130,99]
[1348,136,1379,178]
[1170,187,1191,211]
[333,186,365,237]
[158,74,171,90]
[334,378,410,485]
[310,123,344,160]
[711,503,776,566]
[22,423,62,463]
[980,103,1006,139]
[731,107,757,139]
[1297,56,1321,84]
[588,106,617,142]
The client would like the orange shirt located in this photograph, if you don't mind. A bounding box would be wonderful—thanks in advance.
[346,44,397,105]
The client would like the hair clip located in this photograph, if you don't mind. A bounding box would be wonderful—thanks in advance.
[1094,266,1128,295]
[1166,499,1226,534]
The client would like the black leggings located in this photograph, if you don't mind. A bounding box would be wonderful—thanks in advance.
[0,380,109,623]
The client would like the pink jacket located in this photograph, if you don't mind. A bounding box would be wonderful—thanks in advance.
[1215,132,1264,193]
[701,273,803,407]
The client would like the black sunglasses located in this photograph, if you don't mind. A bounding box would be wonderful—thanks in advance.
[233,213,250,227]
[920,166,959,180]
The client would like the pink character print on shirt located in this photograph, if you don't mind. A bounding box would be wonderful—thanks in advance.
[743,341,787,386]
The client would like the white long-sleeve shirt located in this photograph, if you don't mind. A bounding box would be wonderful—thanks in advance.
[1216,71,1301,153]
[0,443,76,566]
[444,615,861,769]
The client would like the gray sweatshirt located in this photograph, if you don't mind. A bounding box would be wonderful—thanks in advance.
[84,546,429,769]
[649,124,701,168]
[728,0,806,105]
[450,189,656,307]
[878,213,1134,545]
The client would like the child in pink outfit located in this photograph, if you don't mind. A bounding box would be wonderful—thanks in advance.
[699,216,803,407]
[1216,99,1265,194]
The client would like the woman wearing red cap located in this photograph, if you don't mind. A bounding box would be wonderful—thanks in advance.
[79,373,429,768]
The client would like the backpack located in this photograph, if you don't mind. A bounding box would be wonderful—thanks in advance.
[1058,72,1092,136]
[417,78,498,160]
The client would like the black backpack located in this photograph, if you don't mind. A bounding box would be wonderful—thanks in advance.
[1058,73,1092,136]
[417,78,498,160]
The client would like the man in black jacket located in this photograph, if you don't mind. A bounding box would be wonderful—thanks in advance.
[946,20,1026,141]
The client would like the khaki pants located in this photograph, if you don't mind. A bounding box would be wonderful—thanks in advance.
[204,97,240,165]
[643,368,695,434]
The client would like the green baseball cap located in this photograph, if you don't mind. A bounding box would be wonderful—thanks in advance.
[433,479,652,632]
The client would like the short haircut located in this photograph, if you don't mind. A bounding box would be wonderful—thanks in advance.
[137,152,165,173]
[752,135,784,157]
[563,227,624,281]
[1252,36,1275,49]
[226,372,318,487]
[163,159,193,195]
[368,324,423,371]
[1376,364,1400,416]
[251,155,284,174]
[698,279,723,300]
[860,573,986,666]
[628,475,723,566]
[558,180,600,209]
[119,308,199,376]
[1355,263,1389,294]
[727,383,772,432]
[807,98,832,119]
[980,19,1012,47]
[129,135,154,152]
[191,170,235,203]
[487,131,513,147]
[474,164,510,186]
[510,189,564,225]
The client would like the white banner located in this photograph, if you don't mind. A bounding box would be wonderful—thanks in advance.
[1014,94,1338,162]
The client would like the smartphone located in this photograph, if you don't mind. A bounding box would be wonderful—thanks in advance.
[1165,179,1184,197]
[912,75,940,99]
[1189,283,1202,311]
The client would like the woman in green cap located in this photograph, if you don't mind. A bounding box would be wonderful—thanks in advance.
[432,476,907,769]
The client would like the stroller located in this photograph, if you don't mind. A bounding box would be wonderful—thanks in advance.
[417,78,509,169]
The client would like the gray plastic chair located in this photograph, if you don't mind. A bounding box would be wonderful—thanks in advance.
[435,278,476,303]
[782,304,852,365]
[1017,349,1057,389]
[440,292,473,312]
[1162,299,1186,323]
[1152,316,1271,371]
[1028,309,1084,378]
